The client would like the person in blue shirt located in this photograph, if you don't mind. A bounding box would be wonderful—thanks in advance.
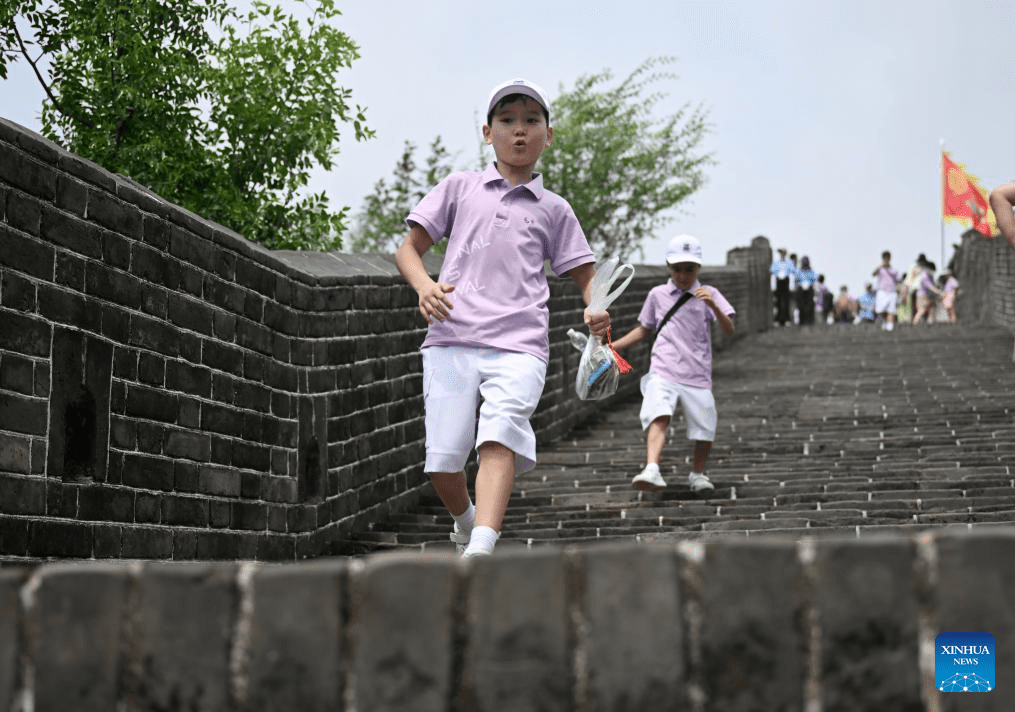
[794,256,818,325]
[856,282,877,324]
[769,247,794,326]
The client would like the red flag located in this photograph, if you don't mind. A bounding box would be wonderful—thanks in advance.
[943,151,994,236]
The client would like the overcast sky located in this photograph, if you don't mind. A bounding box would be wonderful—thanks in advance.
[4,0,1014,296]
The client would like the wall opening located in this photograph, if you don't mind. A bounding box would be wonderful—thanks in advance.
[47,328,112,481]
[63,383,97,481]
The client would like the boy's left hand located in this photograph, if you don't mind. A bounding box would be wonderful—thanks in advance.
[693,286,715,306]
[584,309,611,340]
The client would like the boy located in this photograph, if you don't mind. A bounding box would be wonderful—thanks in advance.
[611,235,735,494]
[394,79,610,557]
[871,250,901,331]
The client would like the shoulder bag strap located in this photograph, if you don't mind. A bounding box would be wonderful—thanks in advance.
[653,291,694,343]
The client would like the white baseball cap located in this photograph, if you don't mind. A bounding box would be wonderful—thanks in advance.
[665,234,703,265]
[487,78,550,123]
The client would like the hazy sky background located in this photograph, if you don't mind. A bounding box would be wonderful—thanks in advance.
[4,0,1014,296]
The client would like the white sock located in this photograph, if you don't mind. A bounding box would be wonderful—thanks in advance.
[464,525,499,555]
[688,471,704,480]
[643,463,660,474]
[452,503,475,533]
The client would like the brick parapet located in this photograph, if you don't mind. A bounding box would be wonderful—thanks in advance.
[0,529,1010,709]
[0,116,769,560]
[955,228,1015,330]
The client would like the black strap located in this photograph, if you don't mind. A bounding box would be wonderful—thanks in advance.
[653,292,693,343]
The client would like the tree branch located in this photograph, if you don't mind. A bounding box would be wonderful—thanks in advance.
[13,24,94,128]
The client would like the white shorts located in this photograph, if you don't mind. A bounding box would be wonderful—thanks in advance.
[875,290,898,315]
[421,346,547,474]
[639,373,717,441]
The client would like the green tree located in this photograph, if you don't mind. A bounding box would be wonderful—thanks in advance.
[539,57,714,261]
[1,0,372,250]
[349,135,453,253]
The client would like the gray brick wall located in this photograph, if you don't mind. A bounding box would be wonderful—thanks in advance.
[0,116,770,560]
[954,228,1015,329]
[1,529,1010,710]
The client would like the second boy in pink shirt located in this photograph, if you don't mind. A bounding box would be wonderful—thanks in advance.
[612,235,735,494]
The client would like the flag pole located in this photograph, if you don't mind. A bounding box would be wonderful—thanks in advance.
[939,138,945,270]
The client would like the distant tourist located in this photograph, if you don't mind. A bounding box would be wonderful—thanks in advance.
[770,247,794,326]
[856,283,876,324]
[940,271,959,322]
[833,285,855,323]
[795,256,818,325]
[872,250,902,331]
[912,256,943,324]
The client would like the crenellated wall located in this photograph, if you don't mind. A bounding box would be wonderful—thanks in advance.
[0,116,770,560]
[954,228,1015,329]
[0,528,1011,710]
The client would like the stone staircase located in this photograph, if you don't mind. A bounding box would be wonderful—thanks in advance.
[350,323,1015,552]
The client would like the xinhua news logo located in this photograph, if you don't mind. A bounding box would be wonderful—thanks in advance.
[936,632,995,692]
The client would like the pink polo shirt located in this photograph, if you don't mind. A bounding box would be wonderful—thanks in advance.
[407,164,594,363]
[875,266,901,293]
[639,280,735,389]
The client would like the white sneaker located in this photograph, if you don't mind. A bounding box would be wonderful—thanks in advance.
[450,523,470,554]
[688,473,715,493]
[632,464,666,491]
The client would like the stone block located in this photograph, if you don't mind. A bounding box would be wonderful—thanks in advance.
[6,190,42,235]
[348,552,458,712]
[199,466,241,497]
[28,519,93,558]
[55,174,88,217]
[86,188,141,237]
[0,393,47,437]
[701,538,806,711]
[77,485,135,522]
[0,306,51,358]
[0,515,29,555]
[0,570,22,710]
[0,434,32,476]
[162,494,209,528]
[465,547,571,712]
[163,429,211,462]
[578,543,686,711]
[813,538,922,712]
[935,529,1015,712]
[121,563,236,711]
[242,560,345,711]
[30,563,129,712]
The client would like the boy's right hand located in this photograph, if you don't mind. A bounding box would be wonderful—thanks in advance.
[419,282,455,324]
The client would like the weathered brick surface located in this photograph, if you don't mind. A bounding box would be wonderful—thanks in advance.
[120,563,237,711]
[577,543,685,711]
[934,529,1015,712]
[348,553,458,712]
[814,539,923,711]
[700,539,806,711]
[30,563,130,712]
[243,560,345,711]
[0,570,21,711]
[465,548,571,712]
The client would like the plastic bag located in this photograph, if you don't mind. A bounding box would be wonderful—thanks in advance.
[569,257,635,400]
